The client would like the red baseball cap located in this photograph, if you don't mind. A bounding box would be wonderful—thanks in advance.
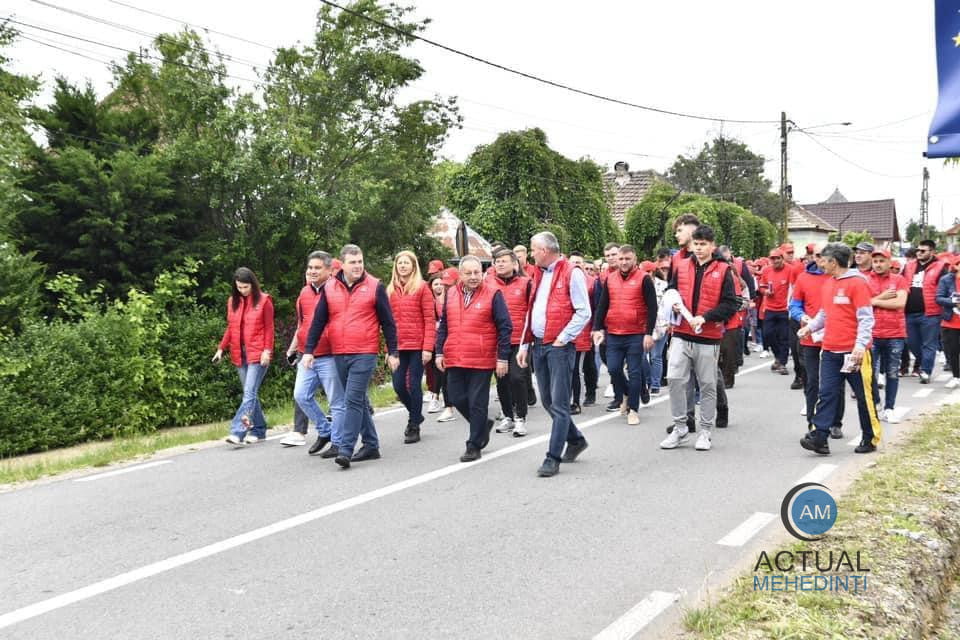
[441,267,459,286]
[769,248,784,258]
[891,259,902,269]
[640,260,656,272]
[805,243,816,255]
[871,248,892,259]
[779,243,795,253]
[427,259,444,275]
[331,258,342,271]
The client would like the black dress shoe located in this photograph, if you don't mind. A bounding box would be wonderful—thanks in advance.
[334,454,351,468]
[561,440,588,462]
[716,405,728,429]
[854,441,877,454]
[605,400,621,412]
[829,425,843,439]
[537,457,559,477]
[800,432,830,455]
[527,391,537,406]
[640,384,650,406]
[320,444,340,459]
[480,418,494,449]
[570,403,581,415]
[308,436,331,456]
[583,394,596,407]
[403,424,421,444]
[790,378,804,390]
[460,446,481,462]
[351,446,381,462]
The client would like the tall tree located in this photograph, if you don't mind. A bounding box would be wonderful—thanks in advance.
[443,128,619,255]
[667,135,782,223]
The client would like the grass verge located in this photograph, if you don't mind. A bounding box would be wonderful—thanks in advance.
[0,383,403,486]
[681,403,960,640]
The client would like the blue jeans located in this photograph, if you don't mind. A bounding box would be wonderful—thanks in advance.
[800,345,844,428]
[533,341,585,462]
[335,354,379,455]
[606,333,649,411]
[231,363,268,438]
[763,310,790,365]
[906,313,941,375]
[872,338,905,410]
[812,350,882,446]
[392,350,425,426]
[293,354,344,444]
[649,336,667,390]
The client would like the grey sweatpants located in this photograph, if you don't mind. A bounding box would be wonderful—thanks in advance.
[668,338,720,431]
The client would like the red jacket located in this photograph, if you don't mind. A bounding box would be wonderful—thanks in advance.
[528,258,576,344]
[489,273,532,346]
[759,265,790,312]
[390,282,436,352]
[675,259,730,340]
[325,274,382,354]
[868,271,908,339]
[792,270,829,347]
[296,283,331,356]
[903,259,948,317]
[219,293,275,366]
[441,282,500,369]
[604,267,650,335]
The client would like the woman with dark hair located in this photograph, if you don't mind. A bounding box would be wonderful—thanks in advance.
[213,267,275,446]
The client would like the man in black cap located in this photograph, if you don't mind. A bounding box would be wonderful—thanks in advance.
[853,242,875,275]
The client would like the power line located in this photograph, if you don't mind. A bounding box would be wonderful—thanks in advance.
[796,130,917,179]
[17,32,113,65]
[317,0,778,125]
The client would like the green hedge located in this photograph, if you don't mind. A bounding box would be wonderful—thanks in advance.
[0,304,295,457]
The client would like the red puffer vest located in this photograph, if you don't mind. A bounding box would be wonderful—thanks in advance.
[675,259,730,340]
[903,259,947,317]
[324,273,382,354]
[296,283,331,356]
[530,259,577,344]
[574,273,595,351]
[390,282,436,352]
[604,268,649,335]
[442,282,500,369]
[219,293,275,366]
[725,269,744,330]
[489,273,531,345]
[868,272,907,339]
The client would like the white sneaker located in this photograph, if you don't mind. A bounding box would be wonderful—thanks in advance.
[758,351,770,358]
[882,408,901,424]
[946,378,960,390]
[423,391,434,404]
[627,410,640,426]
[878,378,885,389]
[437,407,455,422]
[512,417,528,437]
[495,417,514,433]
[245,435,261,444]
[603,383,615,399]
[660,428,689,449]
[427,397,443,413]
[279,432,306,446]
[695,430,712,451]
[800,404,807,417]
[225,434,246,446]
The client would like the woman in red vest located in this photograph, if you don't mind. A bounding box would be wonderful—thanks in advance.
[213,267,275,446]
[388,251,436,444]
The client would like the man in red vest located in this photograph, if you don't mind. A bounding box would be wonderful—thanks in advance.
[303,244,399,470]
[595,241,622,402]
[436,255,513,462]
[518,231,592,477]
[660,225,738,452]
[903,239,949,383]
[666,214,702,434]
[759,248,792,376]
[488,247,533,437]
[868,248,908,422]
[592,245,657,426]
[799,243,880,455]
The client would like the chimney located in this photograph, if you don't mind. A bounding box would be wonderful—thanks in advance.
[613,161,630,187]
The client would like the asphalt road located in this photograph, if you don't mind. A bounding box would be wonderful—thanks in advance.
[2,354,958,640]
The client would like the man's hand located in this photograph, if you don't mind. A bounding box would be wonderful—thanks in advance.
[435,355,445,372]
[517,350,528,369]
[797,326,812,339]
[878,289,897,300]
[643,335,654,352]
[259,351,271,367]
[421,350,432,364]
[495,361,509,378]
[850,346,865,367]
[387,354,400,372]
[689,316,705,332]
[592,331,605,346]
[212,349,223,364]
[552,338,566,347]
[301,354,314,369]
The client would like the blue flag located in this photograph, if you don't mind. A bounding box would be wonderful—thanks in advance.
[928,0,960,157]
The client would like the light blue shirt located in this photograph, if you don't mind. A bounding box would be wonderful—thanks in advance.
[525,258,591,346]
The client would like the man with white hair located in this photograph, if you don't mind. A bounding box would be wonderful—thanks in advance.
[518,231,592,477]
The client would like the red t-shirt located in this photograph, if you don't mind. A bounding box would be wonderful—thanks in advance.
[759,265,791,312]
[786,259,805,285]
[867,271,908,339]
[791,270,830,347]
[820,274,874,353]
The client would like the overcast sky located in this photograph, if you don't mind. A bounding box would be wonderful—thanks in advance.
[5,0,956,233]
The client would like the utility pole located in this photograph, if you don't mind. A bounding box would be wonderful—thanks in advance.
[920,166,930,235]
[780,111,789,242]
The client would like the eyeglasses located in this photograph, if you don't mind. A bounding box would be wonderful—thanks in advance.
[814,253,822,258]
[916,248,930,253]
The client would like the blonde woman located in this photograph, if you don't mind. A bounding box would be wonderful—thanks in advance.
[387,250,436,444]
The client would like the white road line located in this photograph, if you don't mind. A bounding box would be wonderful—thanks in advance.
[847,435,861,447]
[264,434,287,441]
[592,591,677,640]
[795,463,837,486]
[72,461,172,483]
[1,363,766,630]
[937,373,952,383]
[939,391,960,406]
[716,512,776,547]
[913,388,934,399]
[374,406,405,417]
